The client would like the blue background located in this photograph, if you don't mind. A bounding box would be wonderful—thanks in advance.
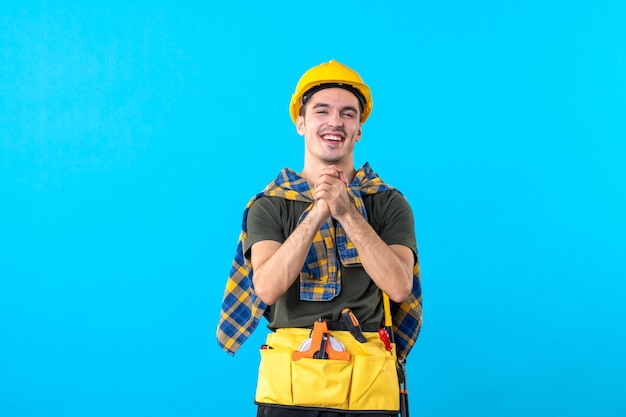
[1,1,625,416]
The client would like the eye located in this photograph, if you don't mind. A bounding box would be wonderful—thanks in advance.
[342,112,356,118]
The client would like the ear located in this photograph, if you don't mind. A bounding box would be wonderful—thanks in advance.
[296,115,305,136]
[355,125,362,142]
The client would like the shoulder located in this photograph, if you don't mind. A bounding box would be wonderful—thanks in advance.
[364,189,412,213]
[364,190,415,243]
[247,196,310,231]
[249,195,283,212]
[248,195,309,215]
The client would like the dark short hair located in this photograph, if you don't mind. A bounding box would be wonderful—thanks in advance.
[299,83,366,118]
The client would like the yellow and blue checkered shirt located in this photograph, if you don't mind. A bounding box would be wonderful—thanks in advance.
[216,163,422,359]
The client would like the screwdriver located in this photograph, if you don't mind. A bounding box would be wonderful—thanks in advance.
[341,308,367,343]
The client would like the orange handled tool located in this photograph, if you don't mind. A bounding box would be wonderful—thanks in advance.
[341,308,367,343]
[292,320,350,361]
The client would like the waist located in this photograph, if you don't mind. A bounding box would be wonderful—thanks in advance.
[273,320,381,333]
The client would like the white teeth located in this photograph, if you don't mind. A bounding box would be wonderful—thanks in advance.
[323,135,342,141]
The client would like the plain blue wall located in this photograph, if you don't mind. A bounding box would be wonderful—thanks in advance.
[1,1,625,416]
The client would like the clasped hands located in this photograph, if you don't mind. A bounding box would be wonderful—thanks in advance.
[311,165,354,222]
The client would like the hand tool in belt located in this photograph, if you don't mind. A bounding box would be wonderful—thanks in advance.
[341,307,367,343]
[292,319,351,361]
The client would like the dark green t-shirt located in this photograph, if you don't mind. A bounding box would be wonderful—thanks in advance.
[245,190,417,330]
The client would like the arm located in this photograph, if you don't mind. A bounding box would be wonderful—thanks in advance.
[250,199,330,305]
[314,166,414,302]
[337,214,414,302]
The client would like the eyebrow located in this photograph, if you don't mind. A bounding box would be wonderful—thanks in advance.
[312,103,359,114]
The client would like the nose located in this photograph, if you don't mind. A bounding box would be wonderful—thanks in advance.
[327,111,343,128]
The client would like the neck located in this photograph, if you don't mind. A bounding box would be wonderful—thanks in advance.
[300,159,356,184]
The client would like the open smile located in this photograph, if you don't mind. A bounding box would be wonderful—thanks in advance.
[321,134,344,142]
[319,129,346,144]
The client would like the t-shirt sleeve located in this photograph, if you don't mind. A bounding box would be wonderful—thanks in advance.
[244,197,286,258]
[375,191,418,259]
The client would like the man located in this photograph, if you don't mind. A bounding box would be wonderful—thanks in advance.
[217,60,422,417]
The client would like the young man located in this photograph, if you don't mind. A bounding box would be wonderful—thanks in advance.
[217,60,422,417]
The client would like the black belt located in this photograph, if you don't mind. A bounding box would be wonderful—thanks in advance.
[273,321,382,333]
[324,321,381,333]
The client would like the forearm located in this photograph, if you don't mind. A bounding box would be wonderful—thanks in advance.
[252,206,328,305]
[338,208,414,302]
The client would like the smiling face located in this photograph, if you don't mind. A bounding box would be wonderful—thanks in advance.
[297,88,363,171]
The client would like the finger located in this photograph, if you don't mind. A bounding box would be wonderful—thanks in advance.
[314,175,333,189]
[338,171,348,185]
[313,184,330,200]
[322,165,346,176]
[328,165,348,185]
[316,173,345,188]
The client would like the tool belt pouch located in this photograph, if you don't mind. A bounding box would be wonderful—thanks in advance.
[255,327,400,412]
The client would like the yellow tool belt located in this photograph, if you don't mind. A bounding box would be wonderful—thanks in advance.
[254,326,400,412]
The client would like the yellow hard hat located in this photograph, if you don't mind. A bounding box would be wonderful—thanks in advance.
[289,60,373,125]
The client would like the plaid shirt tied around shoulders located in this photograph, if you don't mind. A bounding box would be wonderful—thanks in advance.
[216,163,422,359]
